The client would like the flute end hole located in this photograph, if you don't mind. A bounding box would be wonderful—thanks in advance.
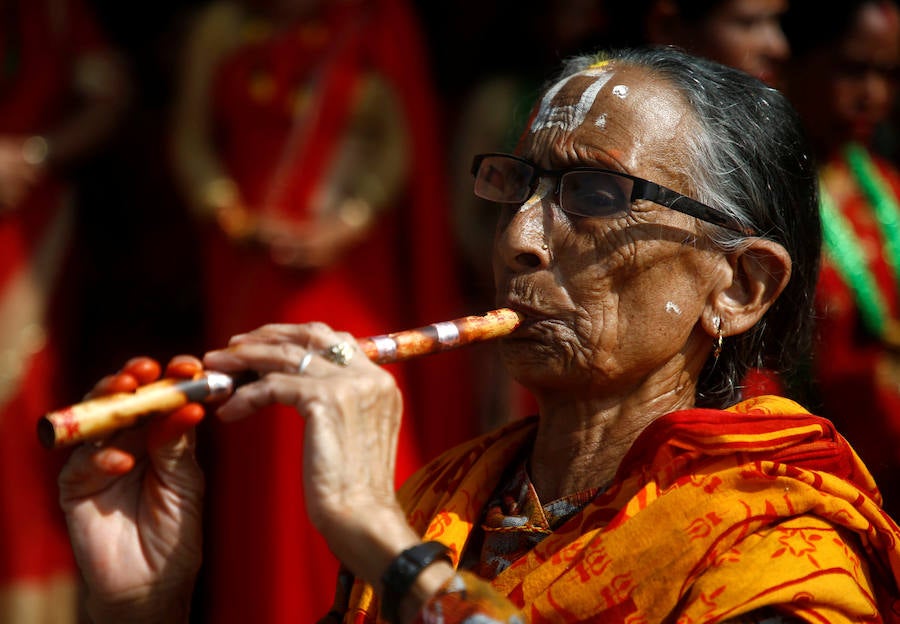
[36,417,58,450]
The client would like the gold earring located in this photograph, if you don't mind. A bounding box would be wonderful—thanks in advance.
[713,317,724,360]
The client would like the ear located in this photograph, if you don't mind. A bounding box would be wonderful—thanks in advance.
[701,239,792,338]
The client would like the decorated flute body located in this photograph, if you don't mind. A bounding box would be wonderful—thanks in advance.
[38,309,522,449]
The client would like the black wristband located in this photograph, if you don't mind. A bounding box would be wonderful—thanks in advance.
[379,541,452,624]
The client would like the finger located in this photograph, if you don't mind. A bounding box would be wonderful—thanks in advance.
[204,341,309,375]
[93,447,138,475]
[70,425,159,481]
[88,373,138,399]
[165,355,204,380]
[147,403,205,451]
[205,323,360,382]
[226,321,335,346]
[206,346,293,377]
[214,372,308,422]
[85,355,163,400]
[123,357,162,385]
[59,445,136,504]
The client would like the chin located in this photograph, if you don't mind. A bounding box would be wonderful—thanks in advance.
[500,340,554,376]
[500,341,584,391]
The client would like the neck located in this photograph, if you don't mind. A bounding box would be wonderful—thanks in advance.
[527,370,698,502]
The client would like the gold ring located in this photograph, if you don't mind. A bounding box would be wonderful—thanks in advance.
[324,341,355,367]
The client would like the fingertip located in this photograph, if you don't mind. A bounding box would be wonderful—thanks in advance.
[177,403,206,428]
[201,348,239,371]
[92,373,138,397]
[147,403,205,450]
[214,403,240,423]
[226,333,248,345]
[93,447,136,474]
[124,357,162,385]
[165,355,203,380]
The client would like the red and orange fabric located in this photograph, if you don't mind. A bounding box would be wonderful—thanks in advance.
[176,1,476,621]
[341,395,900,622]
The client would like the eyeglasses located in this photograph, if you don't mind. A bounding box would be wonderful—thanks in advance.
[471,153,756,235]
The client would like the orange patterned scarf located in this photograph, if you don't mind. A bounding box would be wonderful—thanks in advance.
[345,396,900,622]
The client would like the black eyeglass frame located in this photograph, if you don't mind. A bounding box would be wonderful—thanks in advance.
[471,152,757,236]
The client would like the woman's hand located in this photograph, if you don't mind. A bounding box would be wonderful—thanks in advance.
[203,323,422,587]
[58,356,205,624]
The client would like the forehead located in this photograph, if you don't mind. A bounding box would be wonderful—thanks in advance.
[844,2,900,60]
[522,63,696,175]
[710,0,787,21]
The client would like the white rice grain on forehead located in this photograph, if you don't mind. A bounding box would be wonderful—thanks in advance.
[529,68,613,134]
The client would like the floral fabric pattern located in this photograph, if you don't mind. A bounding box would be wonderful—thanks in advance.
[340,396,900,623]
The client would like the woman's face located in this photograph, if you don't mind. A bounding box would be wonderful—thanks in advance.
[492,64,728,398]
[790,2,900,151]
[690,0,789,87]
[831,2,900,146]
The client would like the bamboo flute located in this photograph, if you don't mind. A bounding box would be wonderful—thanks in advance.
[38,308,523,449]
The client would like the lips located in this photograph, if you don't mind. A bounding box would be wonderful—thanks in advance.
[496,299,553,333]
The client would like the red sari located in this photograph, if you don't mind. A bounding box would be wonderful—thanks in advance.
[0,0,110,619]
[194,1,476,621]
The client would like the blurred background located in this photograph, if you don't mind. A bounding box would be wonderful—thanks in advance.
[4,0,900,621]
[62,0,607,391]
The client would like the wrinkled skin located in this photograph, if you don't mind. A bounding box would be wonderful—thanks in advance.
[58,63,790,623]
[492,64,781,499]
[59,357,205,624]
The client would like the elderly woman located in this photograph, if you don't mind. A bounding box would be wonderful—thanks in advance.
[59,47,900,623]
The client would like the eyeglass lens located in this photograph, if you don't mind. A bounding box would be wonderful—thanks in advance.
[561,171,632,218]
[473,155,635,219]
[473,157,532,203]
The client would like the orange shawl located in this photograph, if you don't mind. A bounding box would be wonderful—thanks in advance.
[345,396,900,622]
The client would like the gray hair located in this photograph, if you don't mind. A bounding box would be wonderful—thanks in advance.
[552,46,821,407]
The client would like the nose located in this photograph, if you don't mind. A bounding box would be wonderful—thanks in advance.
[765,23,790,60]
[494,180,553,271]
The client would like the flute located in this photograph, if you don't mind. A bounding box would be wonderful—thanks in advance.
[37,308,523,450]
